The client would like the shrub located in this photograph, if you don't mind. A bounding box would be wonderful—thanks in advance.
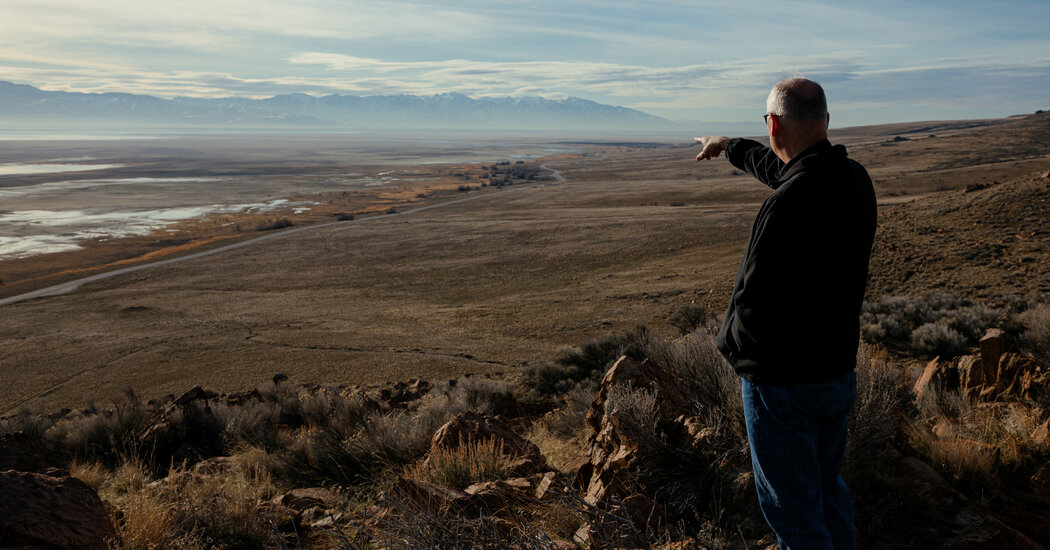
[910,323,969,357]
[1018,304,1050,365]
[844,344,913,480]
[861,293,1004,355]
[407,437,509,490]
[668,302,709,335]
[43,388,154,466]
[256,217,293,231]
[521,324,652,401]
[646,326,742,437]
[448,377,516,415]
[604,384,660,448]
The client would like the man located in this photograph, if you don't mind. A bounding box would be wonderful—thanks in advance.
[694,78,876,550]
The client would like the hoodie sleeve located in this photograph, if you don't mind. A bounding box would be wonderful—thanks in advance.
[726,138,785,189]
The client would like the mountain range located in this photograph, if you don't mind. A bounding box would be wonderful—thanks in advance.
[0,81,672,131]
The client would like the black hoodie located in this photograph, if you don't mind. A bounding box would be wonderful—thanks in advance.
[716,138,877,385]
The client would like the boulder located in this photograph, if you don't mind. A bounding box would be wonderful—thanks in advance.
[0,432,48,473]
[0,470,115,550]
[1032,419,1050,448]
[979,329,1015,385]
[429,412,547,476]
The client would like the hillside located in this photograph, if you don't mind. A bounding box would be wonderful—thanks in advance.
[869,170,1050,301]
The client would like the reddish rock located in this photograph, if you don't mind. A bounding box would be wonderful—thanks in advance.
[171,385,210,406]
[0,432,48,473]
[580,355,697,504]
[464,477,531,497]
[996,353,1041,398]
[958,355,985,394]
[0,470,115,550]
[894,457,966,505]
[979,329,1015,385]
[915,357,945,401]
[430,412,547,476]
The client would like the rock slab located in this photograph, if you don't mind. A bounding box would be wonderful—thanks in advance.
[0,470,115,550]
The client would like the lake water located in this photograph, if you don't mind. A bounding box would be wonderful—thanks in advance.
[0,163,125,176]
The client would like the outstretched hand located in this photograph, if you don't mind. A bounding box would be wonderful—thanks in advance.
[694,136,730,161]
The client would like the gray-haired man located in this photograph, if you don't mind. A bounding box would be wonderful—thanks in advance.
[695,78,876,549]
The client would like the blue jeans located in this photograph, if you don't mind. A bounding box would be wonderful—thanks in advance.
[741,371,857,550]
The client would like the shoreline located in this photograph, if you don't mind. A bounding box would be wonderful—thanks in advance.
[0,158,573,301]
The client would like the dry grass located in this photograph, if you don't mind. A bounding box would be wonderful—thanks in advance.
[69,459,109,491]
[106,455,279,550]
[406,437,510,490]
[527,384,594,472]
[844,344,914,479]
[909,381,1049,485]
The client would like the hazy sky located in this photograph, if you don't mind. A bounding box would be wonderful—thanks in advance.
[1,0,1048,127]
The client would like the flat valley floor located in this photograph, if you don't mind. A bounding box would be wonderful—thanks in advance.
[2,115,1048,414]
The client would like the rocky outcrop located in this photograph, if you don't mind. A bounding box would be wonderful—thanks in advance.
[0,469,115,550]
[577,355,745,508]
[912,329,1048,402]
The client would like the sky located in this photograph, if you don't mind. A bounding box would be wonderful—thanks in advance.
[1,0,1048,127]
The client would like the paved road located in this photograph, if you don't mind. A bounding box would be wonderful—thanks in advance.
[0,164,566,306]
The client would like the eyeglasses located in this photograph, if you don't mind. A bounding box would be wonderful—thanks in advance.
[763,113,778,124]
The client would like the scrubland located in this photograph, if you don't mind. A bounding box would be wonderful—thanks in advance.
[1,112,1049,548]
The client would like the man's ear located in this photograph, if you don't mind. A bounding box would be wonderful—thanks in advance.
[769,114,781,137]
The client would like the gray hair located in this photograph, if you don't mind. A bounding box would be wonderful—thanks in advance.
[766,78,827,122]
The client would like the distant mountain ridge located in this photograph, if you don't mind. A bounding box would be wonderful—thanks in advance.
[0,81,671,131]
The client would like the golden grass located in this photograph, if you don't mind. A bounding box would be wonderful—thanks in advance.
[526,422,587,474]
[406,437,510,490]
[69,458,109,491]
[103,452,280,549]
